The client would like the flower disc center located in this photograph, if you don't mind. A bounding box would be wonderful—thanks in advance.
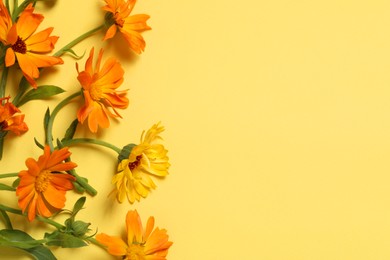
[12,37,27,54]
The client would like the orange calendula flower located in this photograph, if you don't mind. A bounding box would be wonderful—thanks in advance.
[96,210,173,260]
[16,146,77,222]
[0,97,28,135]
[102,0,151,54]
[113,122,170,203]
[2,4,63,88]
[77,47,128,133]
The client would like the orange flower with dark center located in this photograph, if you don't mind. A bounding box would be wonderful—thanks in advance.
[16,146,77,221]
[102,0,151,54]
[0,97,28,135]
[2,4,63,88]
[77,47,128,133]
[96,210,173,260]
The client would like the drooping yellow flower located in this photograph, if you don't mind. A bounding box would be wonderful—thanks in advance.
[0,97,28,135]
[96,210,173,260]
[76,47,129,133]
[113,122,170,203]
[1,4,63,88]
[102,0,151,54]
[16,146,76,222]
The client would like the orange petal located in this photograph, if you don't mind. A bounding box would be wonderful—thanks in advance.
[5,48,15,67]
[96,233,127,256]
[126,210,143,244]
[103,24,117,41]
[42,185,66,209]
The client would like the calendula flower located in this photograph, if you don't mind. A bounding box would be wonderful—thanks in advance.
[2,4,63,88]
[96,210,173,260]
[77,47,128,133]
[102,0,151,54]
[16,146,76,221]
[113,122,170,203]
[0,97,28,135]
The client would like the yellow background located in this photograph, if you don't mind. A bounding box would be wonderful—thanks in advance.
[2,0,390,259]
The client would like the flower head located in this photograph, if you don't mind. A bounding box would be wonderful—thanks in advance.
[2,4,63,88]
[102,0,151,54]
[76,47,129,133]
[113,122,170,203]
[16,146,77,221]
[96,210,173,260]
[0,97,28,135]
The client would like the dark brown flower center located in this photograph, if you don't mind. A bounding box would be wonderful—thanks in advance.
[128,155,142,171]
[12,37,27,54]
[0,120,8,130]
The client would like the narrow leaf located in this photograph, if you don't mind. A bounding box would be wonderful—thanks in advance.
[17,85,65,106]
[25,245,57,260]
[61,119,78,142]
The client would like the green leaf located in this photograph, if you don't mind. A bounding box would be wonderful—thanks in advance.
[0,229,42,249]
[72,197,86,216]
[63,49,86,59]
[61,119,78,142]
[34,138,44,149]
[44,108,50,132]
[45,231,87,248]
[118,143,136,162]
[12,177,20,188]
[25,245,57,260]
[17,85,65,106]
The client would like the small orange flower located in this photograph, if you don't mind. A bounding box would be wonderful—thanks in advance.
[102,0,151,54]
[0,97,28,135]
[77,47,129,133]
[16,146,76,222]
[2,4,63,88]
[96,210,173,260]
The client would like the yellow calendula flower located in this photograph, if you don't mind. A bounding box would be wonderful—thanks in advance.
[113,122,170,203]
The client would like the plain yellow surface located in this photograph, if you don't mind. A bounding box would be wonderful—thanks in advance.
[2,0,390,259]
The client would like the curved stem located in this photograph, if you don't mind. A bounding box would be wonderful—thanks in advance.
[46,91,82,151]
[54,25,105,57]
[61,138,121,154]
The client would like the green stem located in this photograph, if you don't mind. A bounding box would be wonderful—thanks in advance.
[61,138,121,154]
[46,91,82,151]
[0,209,13,229]
[0,173,19,179]
[54,24,105,57]
[0,65,9,100]
[0,204,65,230]
[36,216,65,230]
[69,169,97,196]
